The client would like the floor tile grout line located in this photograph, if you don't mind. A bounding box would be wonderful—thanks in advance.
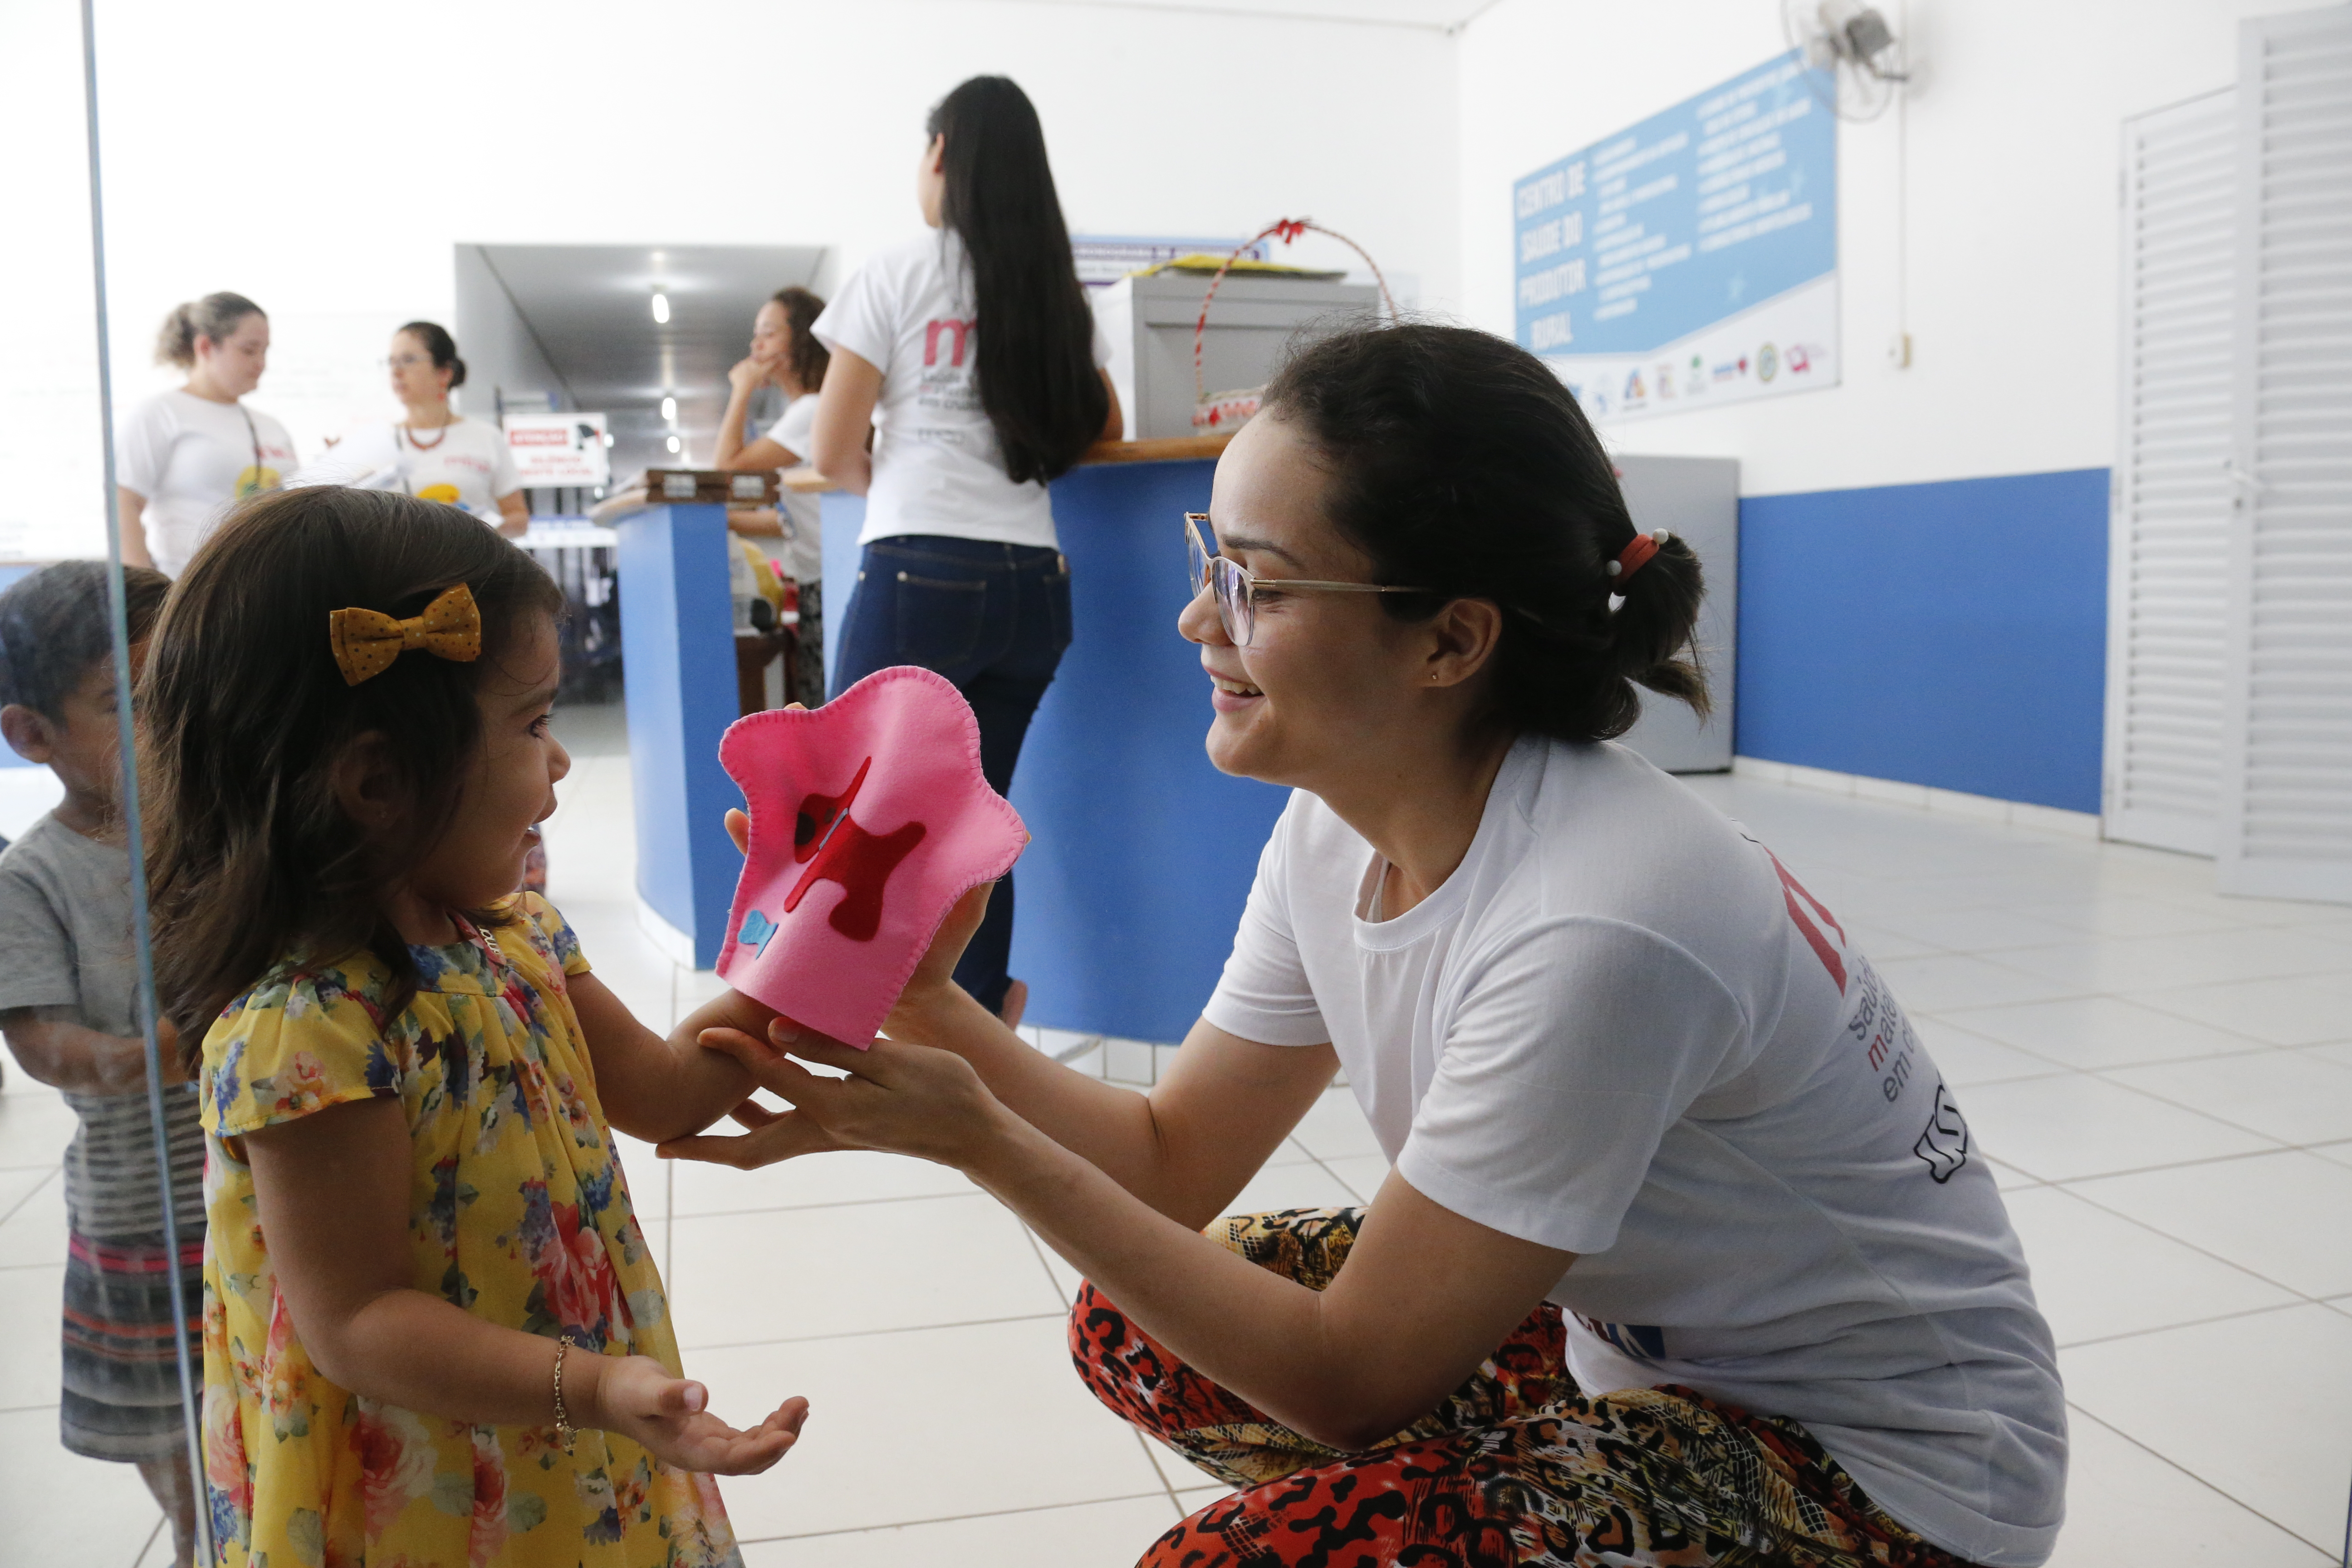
[128,1512,163,1568]
[2062,1401,2340,1557]
[1994,1135,2311,1188]
[731,1488,1177,1544]
[0,1165,59,1228]
[1019,1220,1074,1311]
[2047,1181,2343,1310]
[658,1187,994,1222]
[683,1310,1067,1353]
[2070,1062,2352,1147]
[2054,1296,2333,1352]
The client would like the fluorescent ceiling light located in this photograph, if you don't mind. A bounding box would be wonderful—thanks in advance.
[661,396,677,422]
[651,292,671,324]
[666,435,681,454]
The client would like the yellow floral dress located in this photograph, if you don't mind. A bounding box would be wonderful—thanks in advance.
[197,895,741,1568]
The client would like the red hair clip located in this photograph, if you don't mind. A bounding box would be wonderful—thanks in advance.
[1605,530,1668,588]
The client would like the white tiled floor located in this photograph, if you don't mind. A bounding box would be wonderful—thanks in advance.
[2,718,2347,1565]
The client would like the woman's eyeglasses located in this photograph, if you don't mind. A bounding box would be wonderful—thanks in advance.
[1185,513,1435,648]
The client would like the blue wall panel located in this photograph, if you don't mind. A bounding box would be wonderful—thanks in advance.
[1006,461,1290,1044]
[1735,468,2109,813]
[617,505,740,966]
[823,468,1288,1043]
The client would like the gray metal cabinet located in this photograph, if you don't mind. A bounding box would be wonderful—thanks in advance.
[1614,455,1739,774]
[1093,272,1383,440]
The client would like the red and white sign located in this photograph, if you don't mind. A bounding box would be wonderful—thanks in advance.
[504,412,610,486]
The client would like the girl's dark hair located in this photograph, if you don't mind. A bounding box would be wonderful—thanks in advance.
[142,487,564,1067]
[155,292,263,369]
[0,561,171,720]
[927,75,1107,485]
[1260,323,1707,745]
[397,320,467,389]
[771,286,831,395]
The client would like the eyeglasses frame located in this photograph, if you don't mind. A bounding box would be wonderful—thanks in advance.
[1184,513,1438,648]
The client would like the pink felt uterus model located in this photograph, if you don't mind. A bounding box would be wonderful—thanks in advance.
[716,666,1027,1048]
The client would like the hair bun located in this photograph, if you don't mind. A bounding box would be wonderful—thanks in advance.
[448,356,468,390]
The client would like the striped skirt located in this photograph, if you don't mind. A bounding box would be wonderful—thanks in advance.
[60,1227,204,1461]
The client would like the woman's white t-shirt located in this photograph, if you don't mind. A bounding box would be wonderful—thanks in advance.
[116,390,299,576]
[764,394,824,583]
[1205,737,2066,1568]
[297,416,523,519]
[812,231,1110,550]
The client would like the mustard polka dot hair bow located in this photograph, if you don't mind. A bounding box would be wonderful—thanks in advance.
[328,583,483,686]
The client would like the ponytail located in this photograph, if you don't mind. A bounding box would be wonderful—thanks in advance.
[1259,323,1710,746]
[155,292,264,369]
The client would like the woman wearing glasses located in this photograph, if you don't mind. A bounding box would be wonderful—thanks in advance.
[805,74,1121,1028]
[673,323,2065,1568]
[301,322,529,536]
[117,293,298,575]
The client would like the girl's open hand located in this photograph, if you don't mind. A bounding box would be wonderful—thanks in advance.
[590,1353,808,1475]
[658,1023,1009,1173]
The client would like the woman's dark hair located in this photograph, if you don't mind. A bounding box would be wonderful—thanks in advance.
[1260,323,1707,745]
[927,75,1107,484]
[397,320,468,389]
[771,286,831,395]
[142,487,564,1067]
[155,292,263,368]
[0,561,171,720]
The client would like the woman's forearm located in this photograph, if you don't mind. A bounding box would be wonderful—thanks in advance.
[714,384,756,467]
[116,489,153,568]
[889,986,1194,1209]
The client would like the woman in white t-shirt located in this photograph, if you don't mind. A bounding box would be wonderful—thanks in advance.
[672,326,2066,1567]
[715,286,832,707]
[806,76,1122,1026]
[116,293,299,576]
[301,323,528,536]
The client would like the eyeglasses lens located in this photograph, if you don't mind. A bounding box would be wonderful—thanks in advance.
[1185,514,1254,647]
[1215,559,1254,647]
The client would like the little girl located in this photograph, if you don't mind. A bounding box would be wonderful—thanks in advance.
[142,486,805,1566]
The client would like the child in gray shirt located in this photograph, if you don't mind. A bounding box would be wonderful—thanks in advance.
[0,562,200,1566]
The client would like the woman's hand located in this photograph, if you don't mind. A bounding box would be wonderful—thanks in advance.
[726,355,769,395]
[584,1353,808,1475]
[659,1026,1014,1174]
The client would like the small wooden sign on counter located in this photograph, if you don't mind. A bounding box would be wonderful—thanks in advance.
[637,469,781,505]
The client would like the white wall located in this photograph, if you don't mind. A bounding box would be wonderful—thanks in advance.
[0,0,1458,560]
[1455,0,2301,496]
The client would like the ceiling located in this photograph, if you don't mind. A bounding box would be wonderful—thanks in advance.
[947,0,1500,29]
[474,243,826,483]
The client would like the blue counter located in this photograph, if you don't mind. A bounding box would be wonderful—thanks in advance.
[823,458,1288,1044]
[617,503,742,968]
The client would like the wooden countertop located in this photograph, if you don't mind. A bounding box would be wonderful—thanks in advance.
[779,431,1233,494]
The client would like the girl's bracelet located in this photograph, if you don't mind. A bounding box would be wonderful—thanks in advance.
[552,1336,578,1455]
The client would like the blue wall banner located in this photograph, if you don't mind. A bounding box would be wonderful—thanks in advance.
[1514,51,1838,424]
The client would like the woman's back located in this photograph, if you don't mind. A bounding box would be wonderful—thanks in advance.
[815,230,1105,550]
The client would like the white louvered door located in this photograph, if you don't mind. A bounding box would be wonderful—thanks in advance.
[2217,6,2352,904]
[2103,90,2237,855]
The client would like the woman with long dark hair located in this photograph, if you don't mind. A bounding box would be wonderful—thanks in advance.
[809,74,1120,1026]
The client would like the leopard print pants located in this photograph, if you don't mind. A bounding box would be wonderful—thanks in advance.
[1069,1207,1979,1568]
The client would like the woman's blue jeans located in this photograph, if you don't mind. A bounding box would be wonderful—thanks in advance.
[829,535,1073,1015]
